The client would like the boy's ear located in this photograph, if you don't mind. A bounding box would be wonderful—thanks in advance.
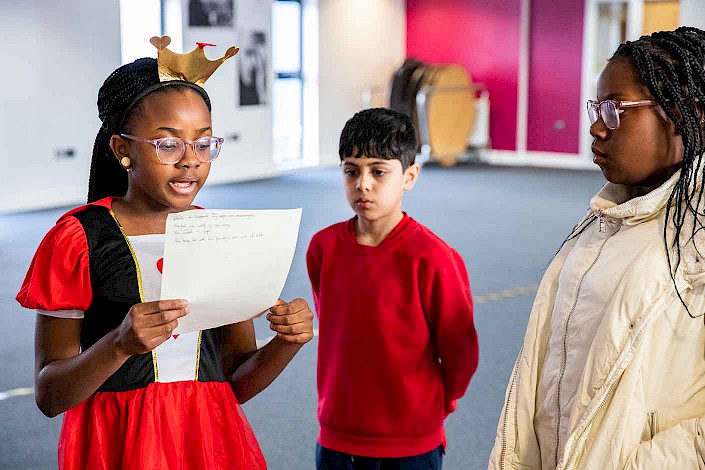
[403,163,421,191]
[109,134,130,162]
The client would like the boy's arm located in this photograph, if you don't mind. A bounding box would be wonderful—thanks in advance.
[305,235,322,313]
[423,249,479,415]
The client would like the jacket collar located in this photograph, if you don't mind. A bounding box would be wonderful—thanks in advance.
[589,170,681,226]
[588,169,705,282]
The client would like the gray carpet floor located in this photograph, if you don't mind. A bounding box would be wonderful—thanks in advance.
[0,163,604,469]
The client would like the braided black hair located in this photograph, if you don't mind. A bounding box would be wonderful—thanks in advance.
[339,108,417,170]
[611,27,705,315]
[88,57,212,203]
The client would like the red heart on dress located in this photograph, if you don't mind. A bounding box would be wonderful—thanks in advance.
[156,258,174,338]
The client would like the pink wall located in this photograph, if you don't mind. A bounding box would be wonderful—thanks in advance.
[527,0,585,153]
[406,0,522,151]
[406,0,586,155]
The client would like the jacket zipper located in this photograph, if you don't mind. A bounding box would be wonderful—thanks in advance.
[554,233,612,467]
[561,377,620,470]
[648,410,659,440]
[561,288,676,469]
[597,210,606,233]
[500,345,524,470]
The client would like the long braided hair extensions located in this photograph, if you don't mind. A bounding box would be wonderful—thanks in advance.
[88,58,212,203]
[612,27,705,315]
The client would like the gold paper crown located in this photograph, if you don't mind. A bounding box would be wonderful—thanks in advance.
[150,36,239,86]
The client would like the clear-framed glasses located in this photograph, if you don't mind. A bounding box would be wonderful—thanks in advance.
[120,134,224,164]
[586,99,657,130]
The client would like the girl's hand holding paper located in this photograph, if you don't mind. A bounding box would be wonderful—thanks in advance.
[266,298,315,344]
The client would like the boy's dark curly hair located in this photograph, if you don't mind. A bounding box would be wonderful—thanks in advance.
[338,108,417,170]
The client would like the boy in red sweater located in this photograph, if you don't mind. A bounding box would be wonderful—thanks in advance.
[306,108,479,469]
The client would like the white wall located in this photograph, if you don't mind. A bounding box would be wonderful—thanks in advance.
[317,0,406,167]
[0,0,409,212]
[0,0,275,213]
[680,0,705,29]
[180,0,278,185]
[0,0,121,212]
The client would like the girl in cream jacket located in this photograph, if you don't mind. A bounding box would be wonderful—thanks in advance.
[490,27,705,470]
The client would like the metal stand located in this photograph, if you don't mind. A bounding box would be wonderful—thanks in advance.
[415,83,490,165]
[361,83,490,166]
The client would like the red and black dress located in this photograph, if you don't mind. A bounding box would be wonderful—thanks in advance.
[16,197,266,470]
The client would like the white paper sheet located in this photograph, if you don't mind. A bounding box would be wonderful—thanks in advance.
[160,208,302,334]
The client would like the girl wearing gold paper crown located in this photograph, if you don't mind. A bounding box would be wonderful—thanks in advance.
[15,37,314,469]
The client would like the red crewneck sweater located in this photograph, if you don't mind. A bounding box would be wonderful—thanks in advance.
[306,214,479,458]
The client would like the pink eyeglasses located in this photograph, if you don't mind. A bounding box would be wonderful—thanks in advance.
[121,134,224,164]
[587,99,657,130]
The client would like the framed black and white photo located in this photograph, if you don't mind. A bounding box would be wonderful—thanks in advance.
[238,30,268,106]
[188,0,234,27]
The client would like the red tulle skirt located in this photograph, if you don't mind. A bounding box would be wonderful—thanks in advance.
[58,381,266,469]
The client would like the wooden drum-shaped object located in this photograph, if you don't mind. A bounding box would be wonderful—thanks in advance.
[425,64,476,166]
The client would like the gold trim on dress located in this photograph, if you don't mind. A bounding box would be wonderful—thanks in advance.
[108,209,159,382]
[195,330,203,380]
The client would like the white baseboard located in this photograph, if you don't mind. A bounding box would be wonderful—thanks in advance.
[1,165,286,214]
[0,150,599,214]
[275,158,322,173]
[0,186,86,214]
[1,161,324,213]
[205,159,281,186]
[481,149,599,171]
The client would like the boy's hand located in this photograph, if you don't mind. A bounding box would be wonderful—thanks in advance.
[266,298,314,344]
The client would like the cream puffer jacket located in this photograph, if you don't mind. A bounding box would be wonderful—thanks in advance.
[488,171,705,469]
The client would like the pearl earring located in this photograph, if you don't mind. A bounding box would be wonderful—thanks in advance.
[120,157,132,169]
